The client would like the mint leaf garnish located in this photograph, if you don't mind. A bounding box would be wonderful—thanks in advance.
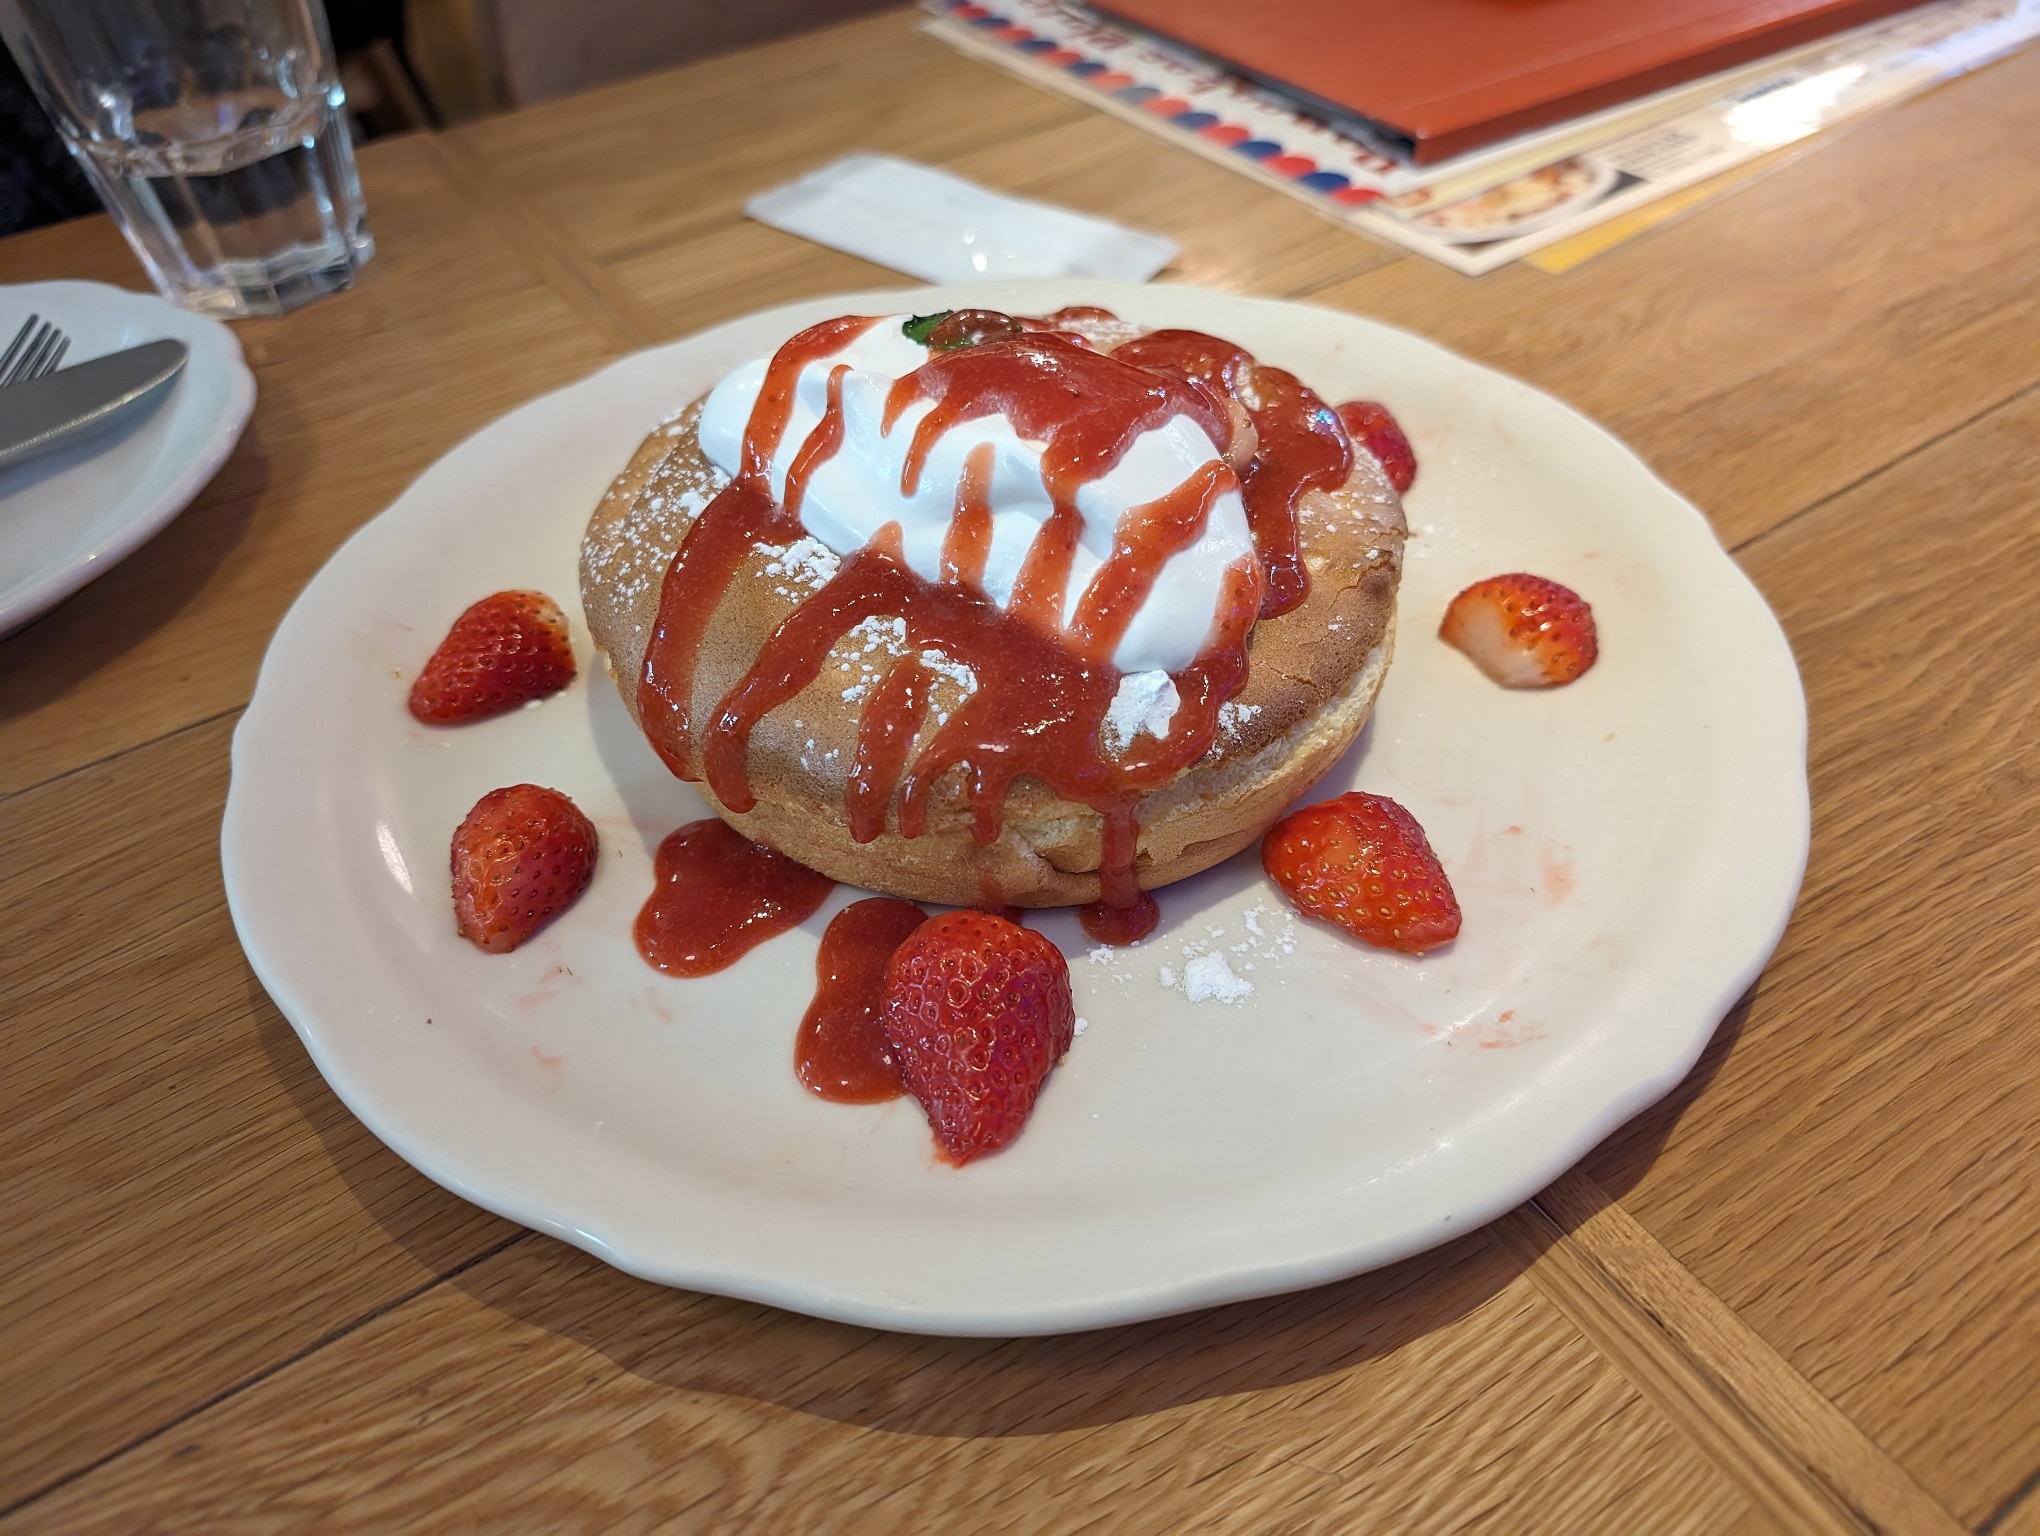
[902,311,954,345]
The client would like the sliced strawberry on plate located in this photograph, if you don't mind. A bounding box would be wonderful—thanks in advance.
[451,784,598,953]
[880,910,1076,1164]
[1439,573,1597,688]
[1335,399,1417,494]
[1262,791,1461,955]
[408,590,576,723]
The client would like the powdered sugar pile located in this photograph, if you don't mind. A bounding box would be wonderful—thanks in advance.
[1083,898,1301,1007]
[1177,952,1253,1003]
[1101,669,1181,754]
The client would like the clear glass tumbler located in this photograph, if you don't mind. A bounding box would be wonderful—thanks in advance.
[0,0,374,318]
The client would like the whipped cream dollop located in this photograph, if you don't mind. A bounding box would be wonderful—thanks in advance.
[696,314,1256,679]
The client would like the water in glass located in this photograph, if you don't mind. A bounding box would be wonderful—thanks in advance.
[0,0,374,318]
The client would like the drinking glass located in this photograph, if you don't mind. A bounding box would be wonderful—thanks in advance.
[0,0,374,318]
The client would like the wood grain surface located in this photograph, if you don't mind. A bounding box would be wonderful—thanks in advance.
[1306,42,2040,551]
[12,1231,1772,1534]
[3,6,2037,1529]
[0,714,519,1509]
[0,137,627,798]
[1577,385,2040,1527]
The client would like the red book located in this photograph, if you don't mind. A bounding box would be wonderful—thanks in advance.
[1094,0,1925,163]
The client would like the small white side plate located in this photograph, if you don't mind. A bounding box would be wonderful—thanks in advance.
[224,280,1807,1336]
[0,280,254,637]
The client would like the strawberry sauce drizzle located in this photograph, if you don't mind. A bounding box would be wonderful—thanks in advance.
[634,819,835,976]
[940,442,996,589]
[742,314,880,486]
[1114,330,1351,619]
[783,363,851,518]
[847,657,931,844]
[638,315,883,779]
[636,482,785,780]
[1242,366,1352,616]
[794,897,926,1102]
[1067,460,1234,664]
[885,331,1232,504]
[1078,877,1156,945]
[640,311,1290,944]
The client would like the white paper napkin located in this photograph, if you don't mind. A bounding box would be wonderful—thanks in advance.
[745,153,1179,284]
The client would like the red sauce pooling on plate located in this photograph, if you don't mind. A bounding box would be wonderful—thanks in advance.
[1078,888,1158,946]
[634,819,835,976]
[639,308,1354,945]
[794,897,926,1102]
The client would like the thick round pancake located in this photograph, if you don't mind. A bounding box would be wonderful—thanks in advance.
[580,348,1407,908]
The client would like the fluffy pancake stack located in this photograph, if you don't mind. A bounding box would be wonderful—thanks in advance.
[580,319,1407,908]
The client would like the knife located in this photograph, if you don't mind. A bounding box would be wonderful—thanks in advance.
[0,338,189,472]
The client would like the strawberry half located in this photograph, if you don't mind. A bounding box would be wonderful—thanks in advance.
[880,910,1076,1164]
[1439,573,1597,688]
[1262,792,1461,955]
[450,784,598,953]
[1336,400,1417,494]
[409,590,576,723]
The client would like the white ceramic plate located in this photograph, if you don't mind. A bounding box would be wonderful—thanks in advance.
[224,280,1807,1335]
[0,280,254,636]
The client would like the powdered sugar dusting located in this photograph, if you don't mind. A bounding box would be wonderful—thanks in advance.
[918,648,978,697]
[584,451,723,620]
[918,648,978,730]
[1150,901,1299,1004]
[1217,699,1260,737]
[835,615,912,707]
[759,535,841,595]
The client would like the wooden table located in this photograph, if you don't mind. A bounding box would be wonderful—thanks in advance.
[4,11,2037,1529]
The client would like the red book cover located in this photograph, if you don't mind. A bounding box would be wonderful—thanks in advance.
[1093,0,1927,162]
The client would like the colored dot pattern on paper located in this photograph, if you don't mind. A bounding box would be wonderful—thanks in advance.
[938,1,1370,204]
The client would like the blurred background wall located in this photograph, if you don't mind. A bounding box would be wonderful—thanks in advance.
[409,0,898,118]
[0,0,894,235]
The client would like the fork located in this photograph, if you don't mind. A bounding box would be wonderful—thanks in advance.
[0,315,71,387]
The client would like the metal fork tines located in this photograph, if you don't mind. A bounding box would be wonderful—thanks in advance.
[0,315,71,387]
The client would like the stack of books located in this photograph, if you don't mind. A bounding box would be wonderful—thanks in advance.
[922,0,2040,273]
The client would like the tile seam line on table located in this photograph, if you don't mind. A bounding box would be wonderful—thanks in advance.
[415,130,670,351]
[0,1229,536,1523]
[1292,255,1411,304]
[1489,1205,1871,1534]
[1515,1178,1966,1535]
[1982,1460,2040,1536]
[1729,376,2040,558]
[0,702,244,809]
